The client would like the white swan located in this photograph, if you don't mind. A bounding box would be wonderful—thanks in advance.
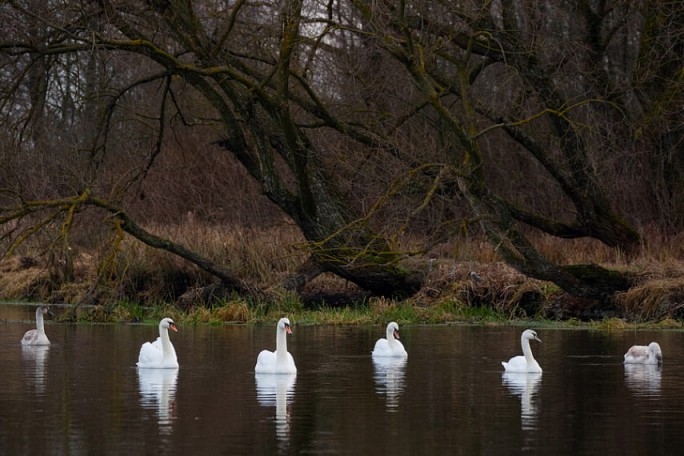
[255,317,297,374]
[137,318,179,369]
[372,322,408,358]
[21,306,51,346]
[502,329,542,373]
[624,342,663,365]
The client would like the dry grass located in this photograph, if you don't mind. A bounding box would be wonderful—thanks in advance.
[616,276,684,321]
[0,256,43,299]
[2,219,684,323]
[142,217,307,287]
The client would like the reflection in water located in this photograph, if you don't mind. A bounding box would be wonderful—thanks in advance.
[7,321,684,455]
[255,373,296,450]
[22,345,49,395]
[372,356,407,411]
[503,372,542,431]
[137,368,179,435]
[624,363,661,396]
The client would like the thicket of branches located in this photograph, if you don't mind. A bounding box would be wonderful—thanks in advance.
[0,0,682,307]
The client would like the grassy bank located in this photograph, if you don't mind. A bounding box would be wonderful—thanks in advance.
[2,220,684,325]
[37,296,684,332]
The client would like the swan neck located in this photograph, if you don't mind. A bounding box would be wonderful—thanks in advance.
[276,326,288,359]
[521,336,534,362]
[35,308,46,335]
[159,325,173,359]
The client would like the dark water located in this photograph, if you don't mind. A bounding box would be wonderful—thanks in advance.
[1,305,683,455]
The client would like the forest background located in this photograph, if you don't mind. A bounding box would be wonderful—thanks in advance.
[0,0,682,324]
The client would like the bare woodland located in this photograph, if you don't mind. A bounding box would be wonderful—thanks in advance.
[0,1,682,313]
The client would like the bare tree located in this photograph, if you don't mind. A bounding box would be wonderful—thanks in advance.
[0,0,681,305]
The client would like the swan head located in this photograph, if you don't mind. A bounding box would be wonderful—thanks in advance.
[160,317,178,332]
[278,317,293,334]
[387,321,400,340]
[522,329,541,343]
[648,342,663,362]
[37,306,52,317]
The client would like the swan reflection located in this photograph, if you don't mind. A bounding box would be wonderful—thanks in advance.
[22,345,49,395]
[255,373,296,448]
[372,356,407,411]
[503,372,542,431]
[624,363,661,396]
[137,368,178,434]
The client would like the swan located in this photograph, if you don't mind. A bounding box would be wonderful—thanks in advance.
[137,318,179,369]
[502,329,542,373]
[624,342,663,365]
[255,317,297,374]
[372,322,408,358]
[21,306,51,346]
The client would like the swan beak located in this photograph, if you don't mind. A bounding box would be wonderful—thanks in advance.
[285,324,293,334]
[393,329,400,340]
[169,323,178,332]
[535,336,541,343]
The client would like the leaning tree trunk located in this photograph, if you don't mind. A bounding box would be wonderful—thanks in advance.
[217,112,424,298]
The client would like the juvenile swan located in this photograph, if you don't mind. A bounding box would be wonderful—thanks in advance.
[21,306,51,346]
[255,318,297,374]
[372,322,408,358]
[137,318,179,369]
[624,342,663,365]
[502,329,542,373]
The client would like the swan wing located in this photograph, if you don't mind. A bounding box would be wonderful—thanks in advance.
[21,329,50,346]
[137,340,163,367]
[255,350,277,373]
[372,338,390,356]
[624,345,651,364]
[372,338,407,358]
[393,340,408,358]
[502,355,528,373]
[255,350,297,374]
[21,329,38,345]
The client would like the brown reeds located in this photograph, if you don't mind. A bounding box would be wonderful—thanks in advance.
[2,214,684,324]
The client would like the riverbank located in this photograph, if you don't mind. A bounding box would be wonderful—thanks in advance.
[2,226,684,325]
[3,298,682,332]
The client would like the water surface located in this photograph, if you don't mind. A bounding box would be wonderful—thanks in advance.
[1,306,683,455]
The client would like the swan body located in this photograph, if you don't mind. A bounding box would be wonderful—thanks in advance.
[624,342,663,365]
[502,329,542,373]
[255,318,297,374]
[21,306,50,346]
[372,322,407,358]
[137,318,179,369]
